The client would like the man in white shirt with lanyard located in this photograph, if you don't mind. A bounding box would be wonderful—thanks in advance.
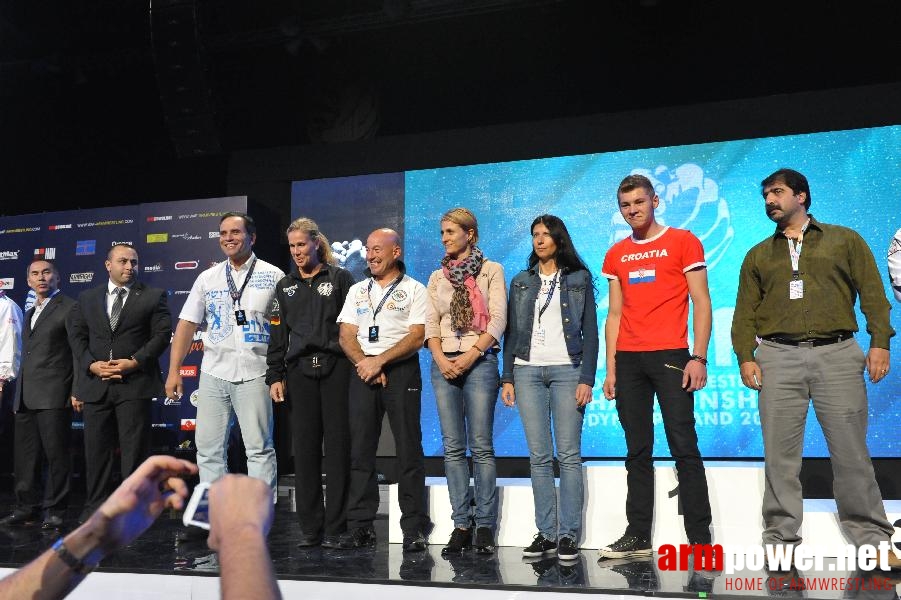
[166,212,285,494]
[336,228,430,551]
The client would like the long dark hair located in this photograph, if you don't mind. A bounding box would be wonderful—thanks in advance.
[527,214,590,273]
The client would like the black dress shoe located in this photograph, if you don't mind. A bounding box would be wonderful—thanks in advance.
[338,526,376,549]
[403,531,428,553]
[0,510,41,527]
[297,532,322,547]
[321,534,342,549]
[41,515,64,530]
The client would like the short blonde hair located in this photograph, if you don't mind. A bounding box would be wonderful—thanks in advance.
[286,217,336,265]
[440,207,479,246]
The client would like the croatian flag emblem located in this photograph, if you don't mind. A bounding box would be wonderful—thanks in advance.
[628,265,655,284]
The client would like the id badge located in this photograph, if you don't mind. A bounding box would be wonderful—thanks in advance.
[533,327,546,346]
[789,279,804,300]
[234,309,247,325]
[368,325,379,342]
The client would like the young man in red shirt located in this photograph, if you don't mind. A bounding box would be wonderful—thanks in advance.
[599,174,713,558]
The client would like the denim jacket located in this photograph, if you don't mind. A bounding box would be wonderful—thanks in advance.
[501,267,599,386]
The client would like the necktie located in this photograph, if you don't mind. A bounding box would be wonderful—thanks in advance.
[109,287,125,330]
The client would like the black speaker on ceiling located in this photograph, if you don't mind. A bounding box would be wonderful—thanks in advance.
[150,0,222,157]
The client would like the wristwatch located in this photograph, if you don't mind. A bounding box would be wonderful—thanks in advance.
[472,346,486,358]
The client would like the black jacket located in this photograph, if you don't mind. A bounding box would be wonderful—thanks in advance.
[15,293,78,411]
[265,265,354,385]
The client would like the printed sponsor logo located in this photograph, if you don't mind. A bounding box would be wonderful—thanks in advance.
[76,219,134,228]
[0,278,14,289]
[111,240,133,246]
[180,419,196,431]
[171,233,202,241]
[34,247,56,259]
[189,339,204,353]
[209,231,220,238]
[70,272,94,283]
[0,251,19,261]
[163,397,182,406]
[146,215,172,222]
[152,422,176,429]
[146,233,168,243]
[173,290,191,295]
[48,224,72,230]
[175,260,199,270]
[144,263,163,273]
[179,366,198,377]
[0,227,40,234]
[189,390,200,407]
[75,240,96,256]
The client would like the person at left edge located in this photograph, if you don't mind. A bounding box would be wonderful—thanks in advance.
[0,287,23,489]
[0,260,77,530]
[67,244,171,518]
[166,212,285,493]
[266,217,355,549]
[889,227,901,302]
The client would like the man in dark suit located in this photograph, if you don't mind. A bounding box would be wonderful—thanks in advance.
[0,260,77,529]
[68,244,171,516]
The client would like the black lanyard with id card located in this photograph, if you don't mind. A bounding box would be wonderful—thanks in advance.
[225,258,257,325]
[366,275,403,342]
[786,219,809,301]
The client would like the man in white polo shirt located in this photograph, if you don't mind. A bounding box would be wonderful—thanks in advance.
[336,228,430,552]
[166,212,285,493]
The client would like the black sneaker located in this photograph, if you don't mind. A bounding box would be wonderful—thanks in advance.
[441,527,471,555]
[599,533,652,559]
[474,527,495,555]
[338,525,376,548]
[321,534,342,549]
[558,536,579,561]
[522,533,557,557]
[403,530,428,552]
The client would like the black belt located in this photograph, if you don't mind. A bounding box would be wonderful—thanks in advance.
[445,347,500,356]
[762,332,853,348]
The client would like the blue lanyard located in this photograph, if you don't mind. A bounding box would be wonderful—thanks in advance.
[367,275,403,325]
[537,270,560,325]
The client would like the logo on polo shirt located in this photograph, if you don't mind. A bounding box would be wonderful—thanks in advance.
[282,284,298,297]
[317,282,333,296]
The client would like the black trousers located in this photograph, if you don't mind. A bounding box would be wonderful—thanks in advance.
[614,349,711,542]
[345,355,427,535]
[82,388,151,511]
[286,356,352,537]
[14,405,72,516]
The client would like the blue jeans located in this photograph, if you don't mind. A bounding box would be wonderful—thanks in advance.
[431,353,499,529]
[195,372,276,489]
[513,364,584,540]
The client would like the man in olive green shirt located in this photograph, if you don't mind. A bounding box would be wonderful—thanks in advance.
[731,168,898,568]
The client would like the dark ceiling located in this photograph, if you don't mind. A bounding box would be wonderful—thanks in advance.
[1,0,899,213]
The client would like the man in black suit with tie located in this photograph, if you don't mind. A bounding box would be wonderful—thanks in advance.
[0,260,77,529]
[68,244,171,517]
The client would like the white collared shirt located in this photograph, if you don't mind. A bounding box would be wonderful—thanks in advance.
[31,289,60,328]
[106,280,134,318]
[179,253,285,382]
[0,293,23,381]
[336,274,426,356]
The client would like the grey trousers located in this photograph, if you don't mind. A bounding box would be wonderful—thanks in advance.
[756,338,893,548]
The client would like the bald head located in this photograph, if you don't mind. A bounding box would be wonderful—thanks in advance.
[366,228,402,282]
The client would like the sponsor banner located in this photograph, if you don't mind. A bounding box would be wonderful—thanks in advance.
[69,272,94,284]
[146,215,172,222]
[144,264,163,273]
[179,366,198,377]
[47,224,72,230]
[0,251,19,261]
[0,278,14,289]
[0,226,40,234]
[209,231,219,238]
[170,233,202,241]
[146,233,168,243]
[174,260,198,270]
[181,419,196,431]
[34,247,56,259]
[152,423,177,429]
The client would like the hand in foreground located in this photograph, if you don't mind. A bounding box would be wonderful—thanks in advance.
[739,361,762,391]
[575,383,593,407]
[501,382,515,407]
[86,455,198,555]
[602,374,616,400]
[207,474,274,553]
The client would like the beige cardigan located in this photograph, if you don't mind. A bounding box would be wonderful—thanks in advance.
[424,259,507,353]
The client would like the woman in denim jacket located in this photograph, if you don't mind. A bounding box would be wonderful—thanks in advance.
[425,208,507,556]
[500,214,598,561]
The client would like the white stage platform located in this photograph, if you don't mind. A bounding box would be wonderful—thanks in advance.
[389,461,901,553]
